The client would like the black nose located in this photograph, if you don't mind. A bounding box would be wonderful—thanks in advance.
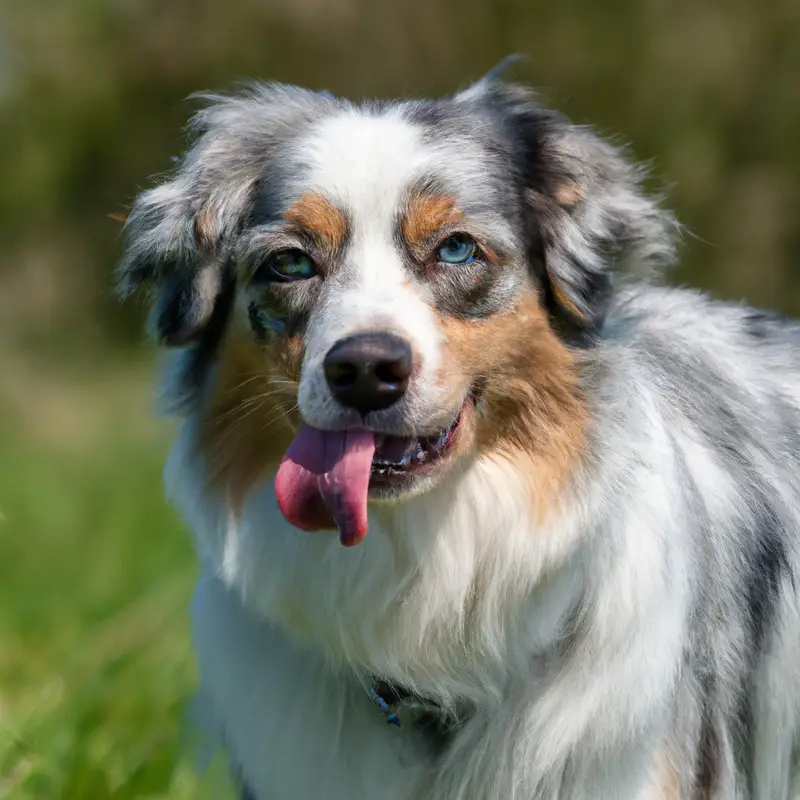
[323,332,413,415]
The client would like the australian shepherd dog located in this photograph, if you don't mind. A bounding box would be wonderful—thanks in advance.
[119,72,800,799]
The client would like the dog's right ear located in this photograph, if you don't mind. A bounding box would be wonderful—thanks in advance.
[116,140,256,347]
[118,84,340,346]
[117,85,299,346]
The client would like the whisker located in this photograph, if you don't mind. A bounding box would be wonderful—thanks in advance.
[225,374,267,394]
[212,387,297,425]
[212,399,267,425]
[259,404,297,435]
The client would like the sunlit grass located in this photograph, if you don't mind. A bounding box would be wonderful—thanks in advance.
[0,368,235,799]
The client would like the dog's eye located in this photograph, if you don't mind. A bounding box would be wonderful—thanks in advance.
[436,234,477,265]
[255,249,316,282]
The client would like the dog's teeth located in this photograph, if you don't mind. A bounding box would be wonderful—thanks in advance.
[371,424,455,479]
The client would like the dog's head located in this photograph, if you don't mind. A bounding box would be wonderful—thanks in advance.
[120,77,676,545]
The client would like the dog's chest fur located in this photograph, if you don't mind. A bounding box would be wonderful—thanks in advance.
[170,420,594,799]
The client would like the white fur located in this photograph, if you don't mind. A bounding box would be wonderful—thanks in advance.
[169,373,694,798]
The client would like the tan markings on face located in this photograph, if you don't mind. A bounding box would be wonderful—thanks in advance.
[199,322,302,507]
[401,194,463,251]
[438,289,586,525]
[284,192,348,251]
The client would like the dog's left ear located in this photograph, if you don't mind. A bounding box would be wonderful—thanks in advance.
[457,80,678,333]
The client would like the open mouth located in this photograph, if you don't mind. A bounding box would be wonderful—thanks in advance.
[273,395,471,547]
[370,408,463,482]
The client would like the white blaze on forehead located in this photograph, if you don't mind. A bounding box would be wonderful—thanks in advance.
[296,106,515,260]
[299,106,442,348]
[299,108,431,225]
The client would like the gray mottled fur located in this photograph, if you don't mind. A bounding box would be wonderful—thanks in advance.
[120,77,800,798]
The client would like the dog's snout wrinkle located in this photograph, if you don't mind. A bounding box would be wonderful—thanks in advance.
[323,332,412,415]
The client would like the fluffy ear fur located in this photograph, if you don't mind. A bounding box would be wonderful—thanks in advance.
[459,79,678,333]
[117,83,337,346]
[116,137,253,347]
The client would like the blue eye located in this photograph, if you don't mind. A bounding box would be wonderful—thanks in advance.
[258,249,316,282]
[436,234,477,265]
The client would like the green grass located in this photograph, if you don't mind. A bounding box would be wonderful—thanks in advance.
[0,375,236,799]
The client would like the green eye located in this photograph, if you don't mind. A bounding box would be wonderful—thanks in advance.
[258,249,316,282]
[436,234,477,265]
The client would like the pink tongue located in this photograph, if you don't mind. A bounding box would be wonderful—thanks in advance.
[274,425,376,546]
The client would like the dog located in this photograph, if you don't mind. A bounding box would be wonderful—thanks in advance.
[119,72,800,799]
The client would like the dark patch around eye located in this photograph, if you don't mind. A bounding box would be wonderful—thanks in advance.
[428,261,516,320]
[248,302,286,339]
[248,276,313,342]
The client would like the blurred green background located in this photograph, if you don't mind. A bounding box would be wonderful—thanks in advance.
[0,0,797,797]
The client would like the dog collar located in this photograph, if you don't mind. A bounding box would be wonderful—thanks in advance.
[366,679,462,754]
[367,682,402,726]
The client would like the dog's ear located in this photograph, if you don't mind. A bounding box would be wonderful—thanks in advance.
[119,84,339,346]
[118,84,316,346]
[116,128,257,347]
[458,80,678,334]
